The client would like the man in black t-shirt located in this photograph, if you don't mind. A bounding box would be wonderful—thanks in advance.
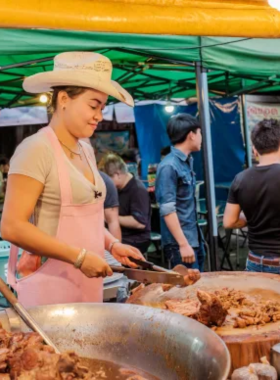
[102,153,151,254]
[224,119,280,274]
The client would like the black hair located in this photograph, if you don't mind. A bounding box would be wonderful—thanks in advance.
[0,157,9,166]
[161,146,171,156]
[49,86,87,113]
[251,119,280,155]
[167,113,201,145]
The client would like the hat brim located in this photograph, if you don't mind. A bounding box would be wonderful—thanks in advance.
[23,70,134,107]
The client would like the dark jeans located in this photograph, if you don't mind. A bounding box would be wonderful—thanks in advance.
[124,240,151,255]
[163,241,205,272]
[246,252,280,274]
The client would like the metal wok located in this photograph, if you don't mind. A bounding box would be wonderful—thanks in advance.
[0,303,230,380]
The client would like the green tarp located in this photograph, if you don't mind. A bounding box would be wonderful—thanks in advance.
[1,29,280,108]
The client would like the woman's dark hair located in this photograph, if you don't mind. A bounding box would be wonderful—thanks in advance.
[49,86,87,113]
[167,113,201,145]
[251,119,280,155]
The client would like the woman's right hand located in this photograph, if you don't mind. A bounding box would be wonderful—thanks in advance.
[80,252,113,278]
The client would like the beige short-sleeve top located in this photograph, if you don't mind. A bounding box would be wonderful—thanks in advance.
[9,129,106,237]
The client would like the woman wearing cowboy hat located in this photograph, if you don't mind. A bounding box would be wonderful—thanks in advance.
[0,52,143,308]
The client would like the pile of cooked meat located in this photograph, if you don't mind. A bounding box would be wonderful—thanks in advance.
[165,289,228,327]
[166,287,280,329]
[215,288,280,328]
[0,327,89,379]
[129,284,280,329]
[0,324,148,380]
[129,284,229,327]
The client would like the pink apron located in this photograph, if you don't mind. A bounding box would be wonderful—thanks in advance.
[8,127,104,307]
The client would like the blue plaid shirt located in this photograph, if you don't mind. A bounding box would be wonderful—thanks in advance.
[155,146,200,247]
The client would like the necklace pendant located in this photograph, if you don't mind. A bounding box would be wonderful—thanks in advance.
[70,152,74,159]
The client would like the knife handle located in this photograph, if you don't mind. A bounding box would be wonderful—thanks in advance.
[110,265,125,273]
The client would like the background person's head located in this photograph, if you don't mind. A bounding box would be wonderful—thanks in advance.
[251,119,280,157]
[167,113,202,152]
[101,153,128,189]
[50,86,108,139]
[0,157,9,175]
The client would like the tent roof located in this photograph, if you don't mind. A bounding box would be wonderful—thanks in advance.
[1,29,280,108]
[1,0,280,38]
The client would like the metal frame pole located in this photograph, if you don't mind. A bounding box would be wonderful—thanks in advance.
[0,57,54,71]
[241,94,252,167]
[195,62,218,271]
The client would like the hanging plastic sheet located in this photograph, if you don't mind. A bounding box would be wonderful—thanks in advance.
[115,103,135,124]
[134,98,245,195]
[134,104,197,181]
[102,105,114,121]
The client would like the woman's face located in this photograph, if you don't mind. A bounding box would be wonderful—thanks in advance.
[60,89,108,139]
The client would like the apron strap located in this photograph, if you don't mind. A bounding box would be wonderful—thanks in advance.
[42,127,73,205]
[7,244,19,290]
[8,127,73,286]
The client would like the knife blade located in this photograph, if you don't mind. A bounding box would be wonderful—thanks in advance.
[127,257,177,274]
[110,266,185,286]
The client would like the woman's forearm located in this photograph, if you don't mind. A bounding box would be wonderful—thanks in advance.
[1,219,79,265]
[104,228,118,251]
[107,221,122,241]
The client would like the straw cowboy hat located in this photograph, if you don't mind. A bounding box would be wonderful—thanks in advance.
[23,52,134,107]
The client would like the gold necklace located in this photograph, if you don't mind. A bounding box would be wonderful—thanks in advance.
[59,140,82,160]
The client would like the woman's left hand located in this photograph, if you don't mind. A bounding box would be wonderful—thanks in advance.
[111,243,145,268]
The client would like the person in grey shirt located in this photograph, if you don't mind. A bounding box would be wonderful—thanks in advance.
[99,171,122,241]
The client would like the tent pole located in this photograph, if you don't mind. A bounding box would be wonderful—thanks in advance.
[0,57,54,71]
[241,94,252,168]
[195,62,218,272]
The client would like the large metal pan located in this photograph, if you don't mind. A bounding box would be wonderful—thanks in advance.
[0,304,230,380]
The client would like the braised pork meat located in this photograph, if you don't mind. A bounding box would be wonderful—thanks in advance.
[0,325,152,380]
[128,284,280,329]
[165,290,228,327]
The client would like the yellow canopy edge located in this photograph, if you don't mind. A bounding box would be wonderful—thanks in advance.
[0,0,279,37]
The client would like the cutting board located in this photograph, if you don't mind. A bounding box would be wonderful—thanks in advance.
[127,271,280,374]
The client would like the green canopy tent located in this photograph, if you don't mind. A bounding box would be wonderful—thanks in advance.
[1,30,280,108]
[1,29,280,271]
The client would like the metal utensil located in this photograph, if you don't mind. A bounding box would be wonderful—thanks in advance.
[0,277,60,353]
[110,266,185,286]
[0,304,231,380]
[128,257,178,274]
